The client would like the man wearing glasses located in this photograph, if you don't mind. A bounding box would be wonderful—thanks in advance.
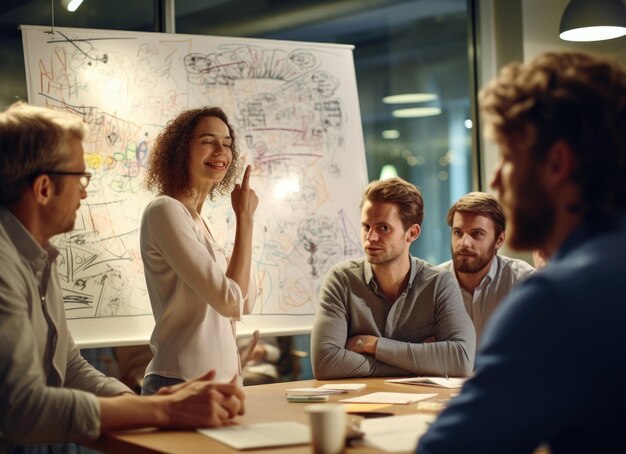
[42,170,92,189]
[0,102,245,451]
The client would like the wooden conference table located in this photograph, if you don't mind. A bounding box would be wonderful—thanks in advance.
[85,377,457,454]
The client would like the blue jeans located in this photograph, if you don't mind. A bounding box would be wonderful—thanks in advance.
[141,374,185,396]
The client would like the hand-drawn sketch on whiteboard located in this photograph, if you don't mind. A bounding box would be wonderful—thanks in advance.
[21,25,368,346]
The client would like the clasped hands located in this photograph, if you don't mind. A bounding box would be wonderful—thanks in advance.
[155,370,245,428]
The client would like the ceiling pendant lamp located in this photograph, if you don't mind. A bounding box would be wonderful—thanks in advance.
[559,0,626,42]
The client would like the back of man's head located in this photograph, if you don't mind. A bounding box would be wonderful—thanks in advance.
[0,102,87,206]
[360,177,424,230]
[447,192,505,237]
[479,51,626,219]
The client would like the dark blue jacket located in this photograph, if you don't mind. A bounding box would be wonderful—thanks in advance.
[417,213,626,454]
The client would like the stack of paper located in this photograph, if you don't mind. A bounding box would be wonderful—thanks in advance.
[285,387,346,397]
[285,383,366,397]
[385,376,467,389]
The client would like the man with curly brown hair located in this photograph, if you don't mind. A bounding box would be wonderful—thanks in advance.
[418,51,626,453]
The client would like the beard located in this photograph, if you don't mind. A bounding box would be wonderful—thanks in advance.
[506,175,555,251]
[452,242,497,274]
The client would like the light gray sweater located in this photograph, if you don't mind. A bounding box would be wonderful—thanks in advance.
[0,207,131,447]
[311,256,475,379]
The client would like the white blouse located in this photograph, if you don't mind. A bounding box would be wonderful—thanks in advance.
[140,195,255,383]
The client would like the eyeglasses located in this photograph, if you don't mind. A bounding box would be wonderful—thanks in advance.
[40,171,92,189]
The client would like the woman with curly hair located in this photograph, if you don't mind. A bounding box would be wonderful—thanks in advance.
[140,107,258,395]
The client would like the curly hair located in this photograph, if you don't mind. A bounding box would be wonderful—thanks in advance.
[479,51,626,218]
[145,107,242,200]
[447,192,505,238]
[360,177,424,229]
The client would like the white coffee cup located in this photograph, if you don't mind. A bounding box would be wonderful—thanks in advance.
[306,403,347,454]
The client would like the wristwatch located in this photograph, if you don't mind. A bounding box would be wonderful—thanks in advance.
[356,337,365,349]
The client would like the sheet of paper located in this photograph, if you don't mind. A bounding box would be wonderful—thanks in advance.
[360,413,436,452]
[198,421,310,449]
[340,392,437,404]
[318,383,366,391]
[386,376,467,389]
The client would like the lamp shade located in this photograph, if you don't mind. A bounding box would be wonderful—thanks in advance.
[559,0,626,42]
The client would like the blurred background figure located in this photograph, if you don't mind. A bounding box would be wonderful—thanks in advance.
[238,335,311,385]
[238,335,281,385]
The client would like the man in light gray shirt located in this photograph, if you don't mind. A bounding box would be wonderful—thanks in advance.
[311,178,475,379]
[0,102,244,451]
[439,192,534,343]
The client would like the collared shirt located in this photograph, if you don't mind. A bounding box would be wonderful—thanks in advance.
[0,207,130,447]
[418,213,626,454]
[311,256,475,379]
[439,255,534,343]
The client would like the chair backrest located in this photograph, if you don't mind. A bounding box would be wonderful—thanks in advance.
[276,336,309,381]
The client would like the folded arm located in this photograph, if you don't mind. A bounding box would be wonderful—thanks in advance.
[311,269,408,379]
[375,273,475,377]
[312,268,475,379]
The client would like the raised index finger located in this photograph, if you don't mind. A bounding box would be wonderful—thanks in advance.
[241,165,251,189]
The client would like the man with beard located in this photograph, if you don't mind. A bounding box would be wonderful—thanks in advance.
[311,177,475,379]
[416,52,626,453]
[0,102,244,451]
[439,192,534,343]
